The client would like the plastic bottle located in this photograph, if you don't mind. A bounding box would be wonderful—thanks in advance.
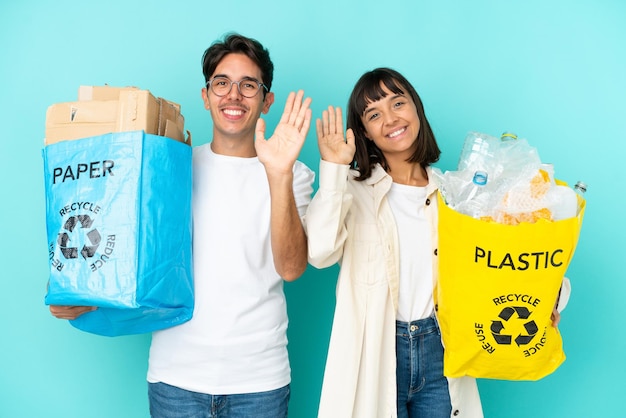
[457,132,499,172]
[574,181,587,214]
[458,171,491,219]
[501,132,518,142]
[574,181,587,195]
[548,185,577,220]
[546,179,587,220]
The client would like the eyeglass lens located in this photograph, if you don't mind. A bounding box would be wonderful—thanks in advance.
[209,77,264,98]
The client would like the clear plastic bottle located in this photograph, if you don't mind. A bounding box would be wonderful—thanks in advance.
[548,185,577,220]
[501,131,518,142]
[457,132,499,172]
[574,181,587,214]
[547,179,587,220]
[574,181,587,195]
[458,171,491,219]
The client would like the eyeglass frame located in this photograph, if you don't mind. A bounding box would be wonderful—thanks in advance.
[205,76,269,98]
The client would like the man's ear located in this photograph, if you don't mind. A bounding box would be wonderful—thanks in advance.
[201,88,210,110]
[261,91,274,114]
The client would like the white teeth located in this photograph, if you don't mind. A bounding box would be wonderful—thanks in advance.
[224,109,244,116]
[388,128,405,138]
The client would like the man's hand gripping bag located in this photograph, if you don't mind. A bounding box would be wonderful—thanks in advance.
[43,131,193,336]
[436,192,584,380]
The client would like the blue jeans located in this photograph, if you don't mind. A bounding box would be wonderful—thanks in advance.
[396,316,452,418]
[148,382,290,418]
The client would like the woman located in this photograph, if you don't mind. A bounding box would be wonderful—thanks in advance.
[306,68,483,417]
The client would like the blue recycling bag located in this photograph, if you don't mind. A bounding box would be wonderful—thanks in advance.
[43,131,193,336]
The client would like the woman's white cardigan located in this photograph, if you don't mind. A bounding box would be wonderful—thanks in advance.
[305,160,484,418]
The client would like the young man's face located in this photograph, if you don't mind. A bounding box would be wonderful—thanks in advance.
[201,52,274,141]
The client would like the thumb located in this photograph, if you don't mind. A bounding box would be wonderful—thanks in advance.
[255,118,266,143]
[346,128,356,147]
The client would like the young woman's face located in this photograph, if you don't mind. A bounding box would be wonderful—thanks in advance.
[361,83,420,159]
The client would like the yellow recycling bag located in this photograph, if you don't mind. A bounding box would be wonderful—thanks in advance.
[436,191,584,380]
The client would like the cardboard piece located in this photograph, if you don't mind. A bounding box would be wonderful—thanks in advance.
[158,97,185,141]
[78,85,140,101]
[45,86,188,145]
[117,89,160,135]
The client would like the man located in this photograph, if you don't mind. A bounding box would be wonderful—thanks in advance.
[51,33,314,417]
[146,33,314,417]
[145,33,314,417]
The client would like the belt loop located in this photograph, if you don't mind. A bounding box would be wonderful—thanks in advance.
[432,312,441,336]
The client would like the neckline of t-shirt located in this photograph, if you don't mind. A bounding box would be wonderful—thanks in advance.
[390,181,428,194]
[205,143,260,164]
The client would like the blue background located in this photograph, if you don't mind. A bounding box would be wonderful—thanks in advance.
[1,1,624,417]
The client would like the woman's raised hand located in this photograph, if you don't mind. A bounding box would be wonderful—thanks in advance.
[315,106,356,165]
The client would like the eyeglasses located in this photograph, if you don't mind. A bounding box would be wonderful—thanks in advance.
[206,76,268,98]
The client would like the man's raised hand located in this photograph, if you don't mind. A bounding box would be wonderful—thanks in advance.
[255,90,312,174]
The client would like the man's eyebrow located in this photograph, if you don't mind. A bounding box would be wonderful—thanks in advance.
[211,73,260,82]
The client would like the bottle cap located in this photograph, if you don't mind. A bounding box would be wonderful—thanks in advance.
[501,132,518,141]
[574,181,587,193]
[473,171,488,186]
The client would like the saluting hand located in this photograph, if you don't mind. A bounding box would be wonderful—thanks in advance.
[316,106,356,166]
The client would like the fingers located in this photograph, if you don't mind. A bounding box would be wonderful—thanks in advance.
[301,107,312,137]
[279,91,296,124]
[551,308,561,327]
[317,106,344,138]
[49,305,97,320]
[280,90,311,133]
[315,117,324,142]
[287,90,303,126]
[317,108,329,140]
[294,94,312,132]
[328,105,336,135]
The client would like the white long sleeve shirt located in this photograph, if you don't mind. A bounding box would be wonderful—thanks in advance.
[305,160,483,418]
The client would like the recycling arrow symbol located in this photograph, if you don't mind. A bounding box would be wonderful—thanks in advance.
[57,215,101,260]
[490,306,538,346]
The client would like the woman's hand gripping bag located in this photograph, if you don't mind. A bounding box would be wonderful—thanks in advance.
[435,192,584,380]
[43,131,194,336]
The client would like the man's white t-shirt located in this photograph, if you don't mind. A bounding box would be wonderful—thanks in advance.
[147,143,314,395]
